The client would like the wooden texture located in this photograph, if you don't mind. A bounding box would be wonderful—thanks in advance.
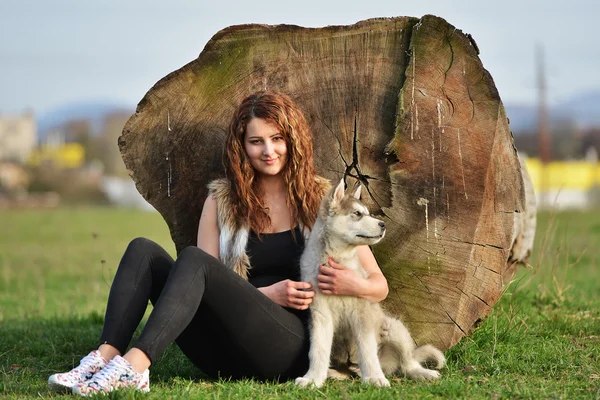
[119,15,527,350]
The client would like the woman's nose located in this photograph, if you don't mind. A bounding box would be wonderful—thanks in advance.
[263,140,274,155]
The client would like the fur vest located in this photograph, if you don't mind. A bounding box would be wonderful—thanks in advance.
[207,177,330,279]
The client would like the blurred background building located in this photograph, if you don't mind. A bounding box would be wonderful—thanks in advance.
[0,111,37,164]
[0,106,151,209]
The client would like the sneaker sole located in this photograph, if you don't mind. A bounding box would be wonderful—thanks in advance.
[138,382,150,393]
[48,379,73,393]
[72,385,150,397]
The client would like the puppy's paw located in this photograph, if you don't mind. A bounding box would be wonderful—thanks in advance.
[295,376,324,388]
[327,368,351,380]
[407,367,440,381]
[363,376,390,387]
[348,363,361,377]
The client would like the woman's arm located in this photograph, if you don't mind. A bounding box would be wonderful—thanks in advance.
[197,195,220,260]
[317,245,389,303]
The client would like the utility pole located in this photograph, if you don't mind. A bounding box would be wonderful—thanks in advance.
[537,44,551,207]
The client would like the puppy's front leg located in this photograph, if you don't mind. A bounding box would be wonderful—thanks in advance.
[295,304,334,388]
[354,316,390,387]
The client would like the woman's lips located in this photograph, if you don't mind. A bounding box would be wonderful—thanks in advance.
[262,158,277,165]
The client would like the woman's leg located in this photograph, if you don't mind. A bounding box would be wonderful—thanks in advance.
[49,237,174,392]
[99,237,174,355]
[132,246,309,381]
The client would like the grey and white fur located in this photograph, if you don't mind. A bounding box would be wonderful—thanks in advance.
[295,180,445,388]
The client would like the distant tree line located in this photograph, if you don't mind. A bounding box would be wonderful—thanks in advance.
[512,119,600,161]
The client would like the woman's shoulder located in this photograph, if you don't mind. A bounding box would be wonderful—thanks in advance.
[207,177,231,195]
[206,178,233,215]
[207,178,237,209]
[206,178,239,231]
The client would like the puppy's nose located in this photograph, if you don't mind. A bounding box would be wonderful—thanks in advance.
[379,221,386,229]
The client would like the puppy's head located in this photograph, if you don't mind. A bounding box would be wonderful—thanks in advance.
[320,179,386,246]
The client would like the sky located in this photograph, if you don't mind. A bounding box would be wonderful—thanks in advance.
[1,0,598,117]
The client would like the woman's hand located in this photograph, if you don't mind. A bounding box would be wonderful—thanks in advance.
[318,252,389,303]
[259,280,315,310]
[317,258,365,297]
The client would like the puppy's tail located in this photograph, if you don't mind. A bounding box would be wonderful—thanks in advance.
[413,344,446,370]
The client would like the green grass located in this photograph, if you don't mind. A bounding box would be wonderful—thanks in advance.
[1,207,599,399]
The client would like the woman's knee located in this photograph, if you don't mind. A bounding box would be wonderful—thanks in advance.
[125,238,172,262]
[127,237,159,253]
[121,237,173,277]
[177,246,210,266]
[175,246,221,276]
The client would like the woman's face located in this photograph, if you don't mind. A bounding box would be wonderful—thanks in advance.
[244,118,288,177]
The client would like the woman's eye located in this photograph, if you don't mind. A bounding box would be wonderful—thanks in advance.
[250,140,262,145]
[273,136,283,142]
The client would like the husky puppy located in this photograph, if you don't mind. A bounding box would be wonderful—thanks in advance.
[295,180,445,388]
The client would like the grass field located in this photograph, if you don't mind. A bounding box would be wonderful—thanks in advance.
[1,207,599,399]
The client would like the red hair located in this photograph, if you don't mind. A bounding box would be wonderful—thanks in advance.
[224,91,321,234]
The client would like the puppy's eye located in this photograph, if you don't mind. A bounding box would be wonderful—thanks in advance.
[353,211,362,217]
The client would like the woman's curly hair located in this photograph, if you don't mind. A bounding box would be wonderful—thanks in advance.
[224,91,322,234]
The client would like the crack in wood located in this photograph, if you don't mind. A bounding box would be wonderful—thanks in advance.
[443,32,455,87]
[479,264,501,276]
[457,128,468,200]
[447,234,504,251]
[466,86,476,123]
[444,310,466,335]
[468,241,504,250]
[444,310,467,336]
[312,113,347,167]
[343,111,361,181]
[338,107,397,221]
[444,92,456,118]
[415,244,437,256]
[472,294,491,307]
[411,272,433,294]
[455,284,469,298]
[473,260,482,277]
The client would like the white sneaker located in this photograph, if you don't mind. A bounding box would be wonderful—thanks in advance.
[72,355,150,396]
[48,350,108,392]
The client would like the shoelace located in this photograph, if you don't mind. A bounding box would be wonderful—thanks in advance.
[72,354,100,375]
[87,360,126,388]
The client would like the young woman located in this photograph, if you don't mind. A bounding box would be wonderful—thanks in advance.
[48,91,389,396]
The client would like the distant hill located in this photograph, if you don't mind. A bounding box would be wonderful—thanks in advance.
[560,91,600,127]
[505,90,600,134]
[36,91,599,140]
[37,100,134,139]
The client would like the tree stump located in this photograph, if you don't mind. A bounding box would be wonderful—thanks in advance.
[119,14,530,350]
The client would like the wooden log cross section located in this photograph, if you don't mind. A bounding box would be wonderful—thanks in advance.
[119,15,535,350]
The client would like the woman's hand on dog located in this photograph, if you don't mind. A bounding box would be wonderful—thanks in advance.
[317,258,365,297]
[260,280,315,310]
[318,251,389,303]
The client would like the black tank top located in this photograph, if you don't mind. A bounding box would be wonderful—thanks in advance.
[245,225,305,288]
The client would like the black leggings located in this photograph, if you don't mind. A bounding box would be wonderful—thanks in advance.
[99,237,309,381]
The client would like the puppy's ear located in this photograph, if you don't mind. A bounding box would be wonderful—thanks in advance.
[352,185,362,200]
[331,179,345,204]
